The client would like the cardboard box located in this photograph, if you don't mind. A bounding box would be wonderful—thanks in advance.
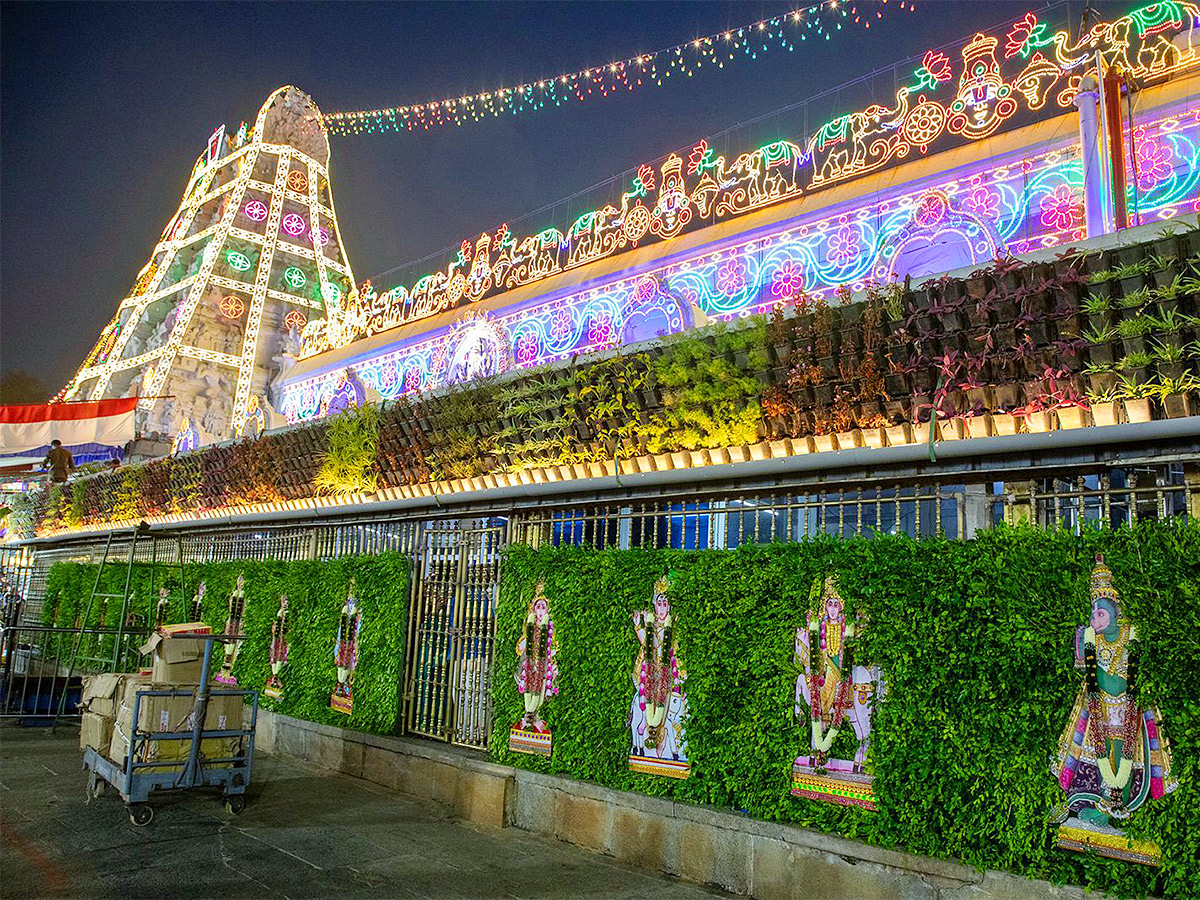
[80,672,136,718]
[151,654,206,684]
[158,622,212,636]
[80,711,113,752]
[109,680,244,767]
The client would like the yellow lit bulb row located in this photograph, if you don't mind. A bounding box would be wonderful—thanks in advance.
[321,0,912,135]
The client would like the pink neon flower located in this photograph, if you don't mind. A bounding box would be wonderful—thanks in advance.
[828,226,861,267]
[1136,137,1173,191]
[550,307,573,341]
[515,331,540,364]
[964,187,1000,220]
[634,277,658,303]
[1040,185,1083,230]
[403,365,423,392]
[771,261,806,299]
[716,258,747,296]
[587,311,613,346]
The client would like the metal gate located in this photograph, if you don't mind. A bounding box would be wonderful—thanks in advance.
[403,520,505,748]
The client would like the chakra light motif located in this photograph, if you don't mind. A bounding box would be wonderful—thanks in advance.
[282,213,307,237]
[283,267,307,290]
[243,200,269,222]
[311,226,330,247]
[284,309,308,330]
[218,294,246,318]
[286,169,308,193]
[226,250,253,272]
[321,282,341,305]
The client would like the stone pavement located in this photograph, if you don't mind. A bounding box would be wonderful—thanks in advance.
[0,726,726,899]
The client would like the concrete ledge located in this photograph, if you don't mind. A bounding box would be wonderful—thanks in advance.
[257,711,1116,900]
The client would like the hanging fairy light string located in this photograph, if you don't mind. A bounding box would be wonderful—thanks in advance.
[322,0,914,135]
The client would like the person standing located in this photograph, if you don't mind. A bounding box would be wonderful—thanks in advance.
[43,440,75,483]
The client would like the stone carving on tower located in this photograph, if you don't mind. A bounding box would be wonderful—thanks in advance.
[58,86,356,444]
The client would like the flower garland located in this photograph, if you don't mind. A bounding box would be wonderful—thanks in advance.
[1083,625,1141,798]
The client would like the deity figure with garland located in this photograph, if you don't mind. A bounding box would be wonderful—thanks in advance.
[1051,555,1177,865]
[217,574,247,684]
[264,594,289,700]
[331,578,362,715]
[508,580,559,756]
[792,574,885,810]
[627,574,690,779]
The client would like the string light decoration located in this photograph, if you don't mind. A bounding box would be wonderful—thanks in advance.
[321,1,914,135]
[57,86,357,443]
[282,102,1200,422]
[299,1,1200,358]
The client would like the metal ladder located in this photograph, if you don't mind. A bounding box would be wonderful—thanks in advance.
[54,523,187,722]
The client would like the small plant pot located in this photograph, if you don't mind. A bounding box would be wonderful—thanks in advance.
[834,429,861,450]
[1056,406,1092,429]
[991,412,1020,435]
[1091,401,1121,427]
[1119,275,1147,296]
[653,452,673,471]
[965,415,992,439]
[939,418,965,441]
[813,433,837,453]
[885,423,913,446]
[1121,336,1147,357]
[1162,392,1195,418]
[1123,396,1152,424]
[768,439,791,458]
[1023,410,1055,433]
[1087,343,1115,366]
[618,458,639,476]
[726,445,751,464]
[861,427,886,450]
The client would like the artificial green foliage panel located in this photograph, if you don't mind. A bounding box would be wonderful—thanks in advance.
[42,553,409,736]
[492,526,1199,899]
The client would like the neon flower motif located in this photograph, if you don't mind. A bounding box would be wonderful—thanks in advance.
[321,283,341,305]
[771,261,806,299]
[828,226,861,267]
[550,307,573,341]
[964,186,1000,220]
[1004,12,1049,60]
[716,258,747,296]
[243,200,268,222]
[1039,185,1083,230]
[588,310,614,345]
[404,364,423,392]
[634,276,658,303]
[311,226,330,247]
[281,213,307,237]
[283,266,308,290]
[283,309,307,330]
[1136,137,1173,191]
[515,330,540,365]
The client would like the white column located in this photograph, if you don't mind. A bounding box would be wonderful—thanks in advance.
[1074,75,1107,238]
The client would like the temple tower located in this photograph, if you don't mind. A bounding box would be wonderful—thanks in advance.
[58,86,356,442]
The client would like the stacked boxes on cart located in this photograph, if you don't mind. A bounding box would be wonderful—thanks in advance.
[78,624,243,769]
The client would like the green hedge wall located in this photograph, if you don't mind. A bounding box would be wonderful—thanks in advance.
[43,554,410,735]
[492,525,1199,899]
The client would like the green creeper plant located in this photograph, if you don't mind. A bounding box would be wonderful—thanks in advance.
[314,403,381,497]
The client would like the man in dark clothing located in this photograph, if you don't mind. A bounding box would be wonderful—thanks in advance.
[43,440,75,483]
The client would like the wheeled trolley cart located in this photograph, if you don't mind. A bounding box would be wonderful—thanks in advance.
[81,634,258,826]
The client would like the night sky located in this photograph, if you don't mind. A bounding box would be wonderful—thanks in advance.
[1,0,1115,392]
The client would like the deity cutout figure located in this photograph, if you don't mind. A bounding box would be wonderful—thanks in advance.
[216,574,246,684]
[154,587,171,629]
[792,574,885,810]
[627,574,690,779]
[1051,556,1177,866]
[330,579,362,715]
[508,580,559,756]
[189,581,206,622]
[947,33,1018,140]
[264,594,289,700]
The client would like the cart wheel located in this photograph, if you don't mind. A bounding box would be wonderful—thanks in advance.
[128,804,154,827]
[224,795,246,816]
